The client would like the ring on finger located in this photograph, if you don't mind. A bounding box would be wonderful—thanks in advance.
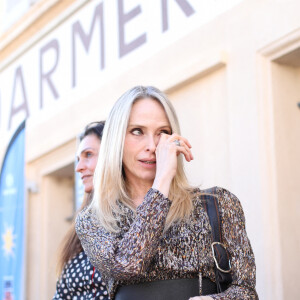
[174,139,180,146]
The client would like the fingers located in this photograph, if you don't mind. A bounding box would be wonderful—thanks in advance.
[177,140,194,161]
[176,144,193,162]
[175,135,192,149]
[171,134,194,162]
[159,133,194,162]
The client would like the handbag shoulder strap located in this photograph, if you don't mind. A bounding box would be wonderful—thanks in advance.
[202,187,232,293]
[202,188,223,243]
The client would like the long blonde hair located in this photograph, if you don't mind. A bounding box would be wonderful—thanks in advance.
[91,86,193,232]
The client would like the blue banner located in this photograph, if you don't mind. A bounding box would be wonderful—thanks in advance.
[0,121,26,300]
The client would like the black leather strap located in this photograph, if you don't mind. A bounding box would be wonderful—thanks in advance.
[202,187,232,293]
[115,277,217,300]
[203,192,222,243]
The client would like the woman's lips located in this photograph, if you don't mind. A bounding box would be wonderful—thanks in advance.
[82,175,93,181]
[138,160,156,168]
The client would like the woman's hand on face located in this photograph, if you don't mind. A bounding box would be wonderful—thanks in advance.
[189,297,214,300]
[152,133,193,197]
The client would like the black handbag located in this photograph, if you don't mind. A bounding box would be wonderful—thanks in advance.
[115,277,217,300]
[202,187,233,292]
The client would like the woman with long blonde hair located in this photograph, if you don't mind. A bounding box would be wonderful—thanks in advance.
[76,86,258,300]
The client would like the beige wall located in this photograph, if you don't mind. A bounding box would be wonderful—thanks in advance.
[0,0,77,61]
[26,140,76,299]
[271,62,300,300]
[1,0,300,299]
[169,67,230,189]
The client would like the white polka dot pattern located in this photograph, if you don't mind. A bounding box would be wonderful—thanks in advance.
[53,251,109,299]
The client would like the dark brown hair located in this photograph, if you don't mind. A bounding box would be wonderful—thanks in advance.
[56,121,105,275]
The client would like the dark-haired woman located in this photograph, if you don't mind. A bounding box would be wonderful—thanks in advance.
[53,121,109,299]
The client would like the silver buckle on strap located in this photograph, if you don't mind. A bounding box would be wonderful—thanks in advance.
[211,242,232,273]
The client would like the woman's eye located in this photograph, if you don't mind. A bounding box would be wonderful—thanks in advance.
[160,129,170,135]
[131,129,142,136]
[86,152,93,157]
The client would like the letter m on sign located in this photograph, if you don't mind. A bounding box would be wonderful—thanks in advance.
[72,2,105,87]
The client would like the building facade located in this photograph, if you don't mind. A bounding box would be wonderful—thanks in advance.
[0,0,299,299]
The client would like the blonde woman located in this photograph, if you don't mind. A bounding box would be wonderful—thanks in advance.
[76,86,258,300]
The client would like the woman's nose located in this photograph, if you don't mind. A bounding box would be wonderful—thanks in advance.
[75,159,85,173]
[146,135,158,152]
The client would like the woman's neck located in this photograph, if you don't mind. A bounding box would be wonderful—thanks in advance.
[126,179,153,208]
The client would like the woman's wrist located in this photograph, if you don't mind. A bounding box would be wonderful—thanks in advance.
[152,176,172,198]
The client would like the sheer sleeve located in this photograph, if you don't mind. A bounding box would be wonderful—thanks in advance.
[75,188,171,284]
[210,188,258,299]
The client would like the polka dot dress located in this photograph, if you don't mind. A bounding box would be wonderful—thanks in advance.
[53,251,109,299]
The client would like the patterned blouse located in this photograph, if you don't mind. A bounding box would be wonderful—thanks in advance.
[75,187,258,299]
[53,251,109,299]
